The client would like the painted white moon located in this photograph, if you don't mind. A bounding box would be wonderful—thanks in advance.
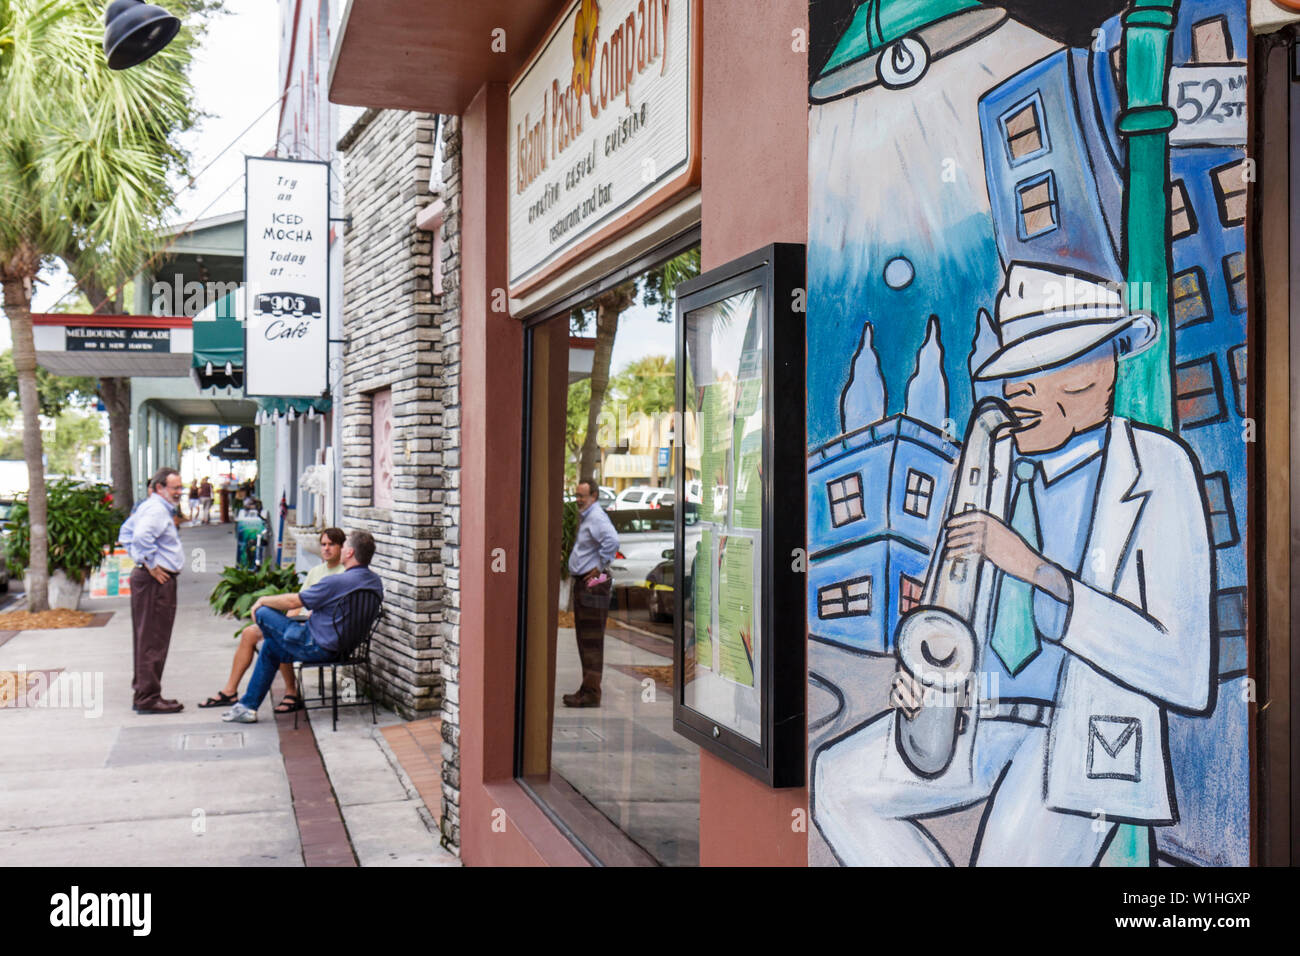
[884,256,915,289]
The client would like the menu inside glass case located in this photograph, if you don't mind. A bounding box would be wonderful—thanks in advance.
[716,533,755,687]
[673,242,805,789]
[683,287,764,742]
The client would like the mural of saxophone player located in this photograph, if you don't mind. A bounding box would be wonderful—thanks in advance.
[812,262,1215,866]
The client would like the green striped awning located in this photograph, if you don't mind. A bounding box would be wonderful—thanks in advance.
[255,395,333,424]
[191,291,244,389]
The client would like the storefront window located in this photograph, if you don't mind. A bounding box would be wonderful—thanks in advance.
[518,240,701,866]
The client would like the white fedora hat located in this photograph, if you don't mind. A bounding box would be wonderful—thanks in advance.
[974,262,1160,380]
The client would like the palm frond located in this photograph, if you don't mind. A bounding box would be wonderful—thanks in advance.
[1,0,206,288]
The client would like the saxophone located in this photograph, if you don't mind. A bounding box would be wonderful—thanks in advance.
[893,397,1018,778]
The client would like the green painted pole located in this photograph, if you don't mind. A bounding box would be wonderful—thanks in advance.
[1113,1,1178,430]
[1102,1,1179,868]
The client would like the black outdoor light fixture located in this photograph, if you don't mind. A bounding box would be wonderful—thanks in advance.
[103,0,180,70]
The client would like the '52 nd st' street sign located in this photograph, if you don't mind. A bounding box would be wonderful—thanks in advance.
[243,156,330,397]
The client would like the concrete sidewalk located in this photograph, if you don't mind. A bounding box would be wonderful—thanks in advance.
[0,522,457,867]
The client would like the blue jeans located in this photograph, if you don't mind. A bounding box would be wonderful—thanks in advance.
[240,607,336,709]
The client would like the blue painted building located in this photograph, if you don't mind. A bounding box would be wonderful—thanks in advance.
[978,47,1125,280]
[807,415,959,655]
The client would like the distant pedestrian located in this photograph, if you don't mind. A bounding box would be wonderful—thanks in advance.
[188,480,200,525]
[199,478,213,525]
[118,467,186,715]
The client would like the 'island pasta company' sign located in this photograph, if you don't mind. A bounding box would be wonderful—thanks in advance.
[507,0,699,293]
[243,156,330,397]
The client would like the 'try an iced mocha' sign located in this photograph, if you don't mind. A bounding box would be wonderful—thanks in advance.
[243,156,330,397]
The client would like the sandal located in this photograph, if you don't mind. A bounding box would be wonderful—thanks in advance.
[198,691,238,708]
[274,693,305,714]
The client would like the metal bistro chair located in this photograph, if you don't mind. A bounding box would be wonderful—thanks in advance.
[293,589,383,731]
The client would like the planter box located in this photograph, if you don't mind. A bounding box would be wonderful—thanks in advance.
[23,569,84,610]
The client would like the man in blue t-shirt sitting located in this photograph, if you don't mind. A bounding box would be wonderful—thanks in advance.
[222,530,384,724]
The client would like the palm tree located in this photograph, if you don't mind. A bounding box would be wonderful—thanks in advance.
[0,0,206,610]
[570,249,700,484]
[576,282,636,483]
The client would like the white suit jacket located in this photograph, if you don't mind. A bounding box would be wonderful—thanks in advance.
[970,416,1215,825]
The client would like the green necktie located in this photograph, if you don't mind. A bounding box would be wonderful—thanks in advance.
[990,458,1042,676]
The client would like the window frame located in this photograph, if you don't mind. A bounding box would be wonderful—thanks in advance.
[902,468,935,519]
[1201,471,1240,549]
[1170,178,1199,240]
[1174,355,1229,429]
[899,573,926,615]
[1223,251,1248,315]
[818,575,873,620]
[1190,14,1234,64]
[1015,171,1060,241]
[1172,265,1213,330]
[1211,159,1248,228]
[999,92,1050,166]
[512,225,702,865]
[827,471,865,527]
[1227,344,1248,418]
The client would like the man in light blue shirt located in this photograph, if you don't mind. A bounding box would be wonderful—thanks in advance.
[118,467,186,714]
[564,479,620,707]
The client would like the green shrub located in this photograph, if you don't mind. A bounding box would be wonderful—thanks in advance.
[560,498,579,573]
[6,480,123,583]
[209,562,300,637]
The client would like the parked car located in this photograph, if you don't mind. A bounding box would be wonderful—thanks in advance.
[562,485,616,507]
[606,504,697,592]
[612,485,673,511]
[646,547,696,623]
[606,507,674,588]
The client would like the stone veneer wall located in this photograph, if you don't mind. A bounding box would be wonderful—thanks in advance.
[434,116,463,852]
[339,109,447,728]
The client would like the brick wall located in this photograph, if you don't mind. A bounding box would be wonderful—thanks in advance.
[435,115,463,851]
[339,109,447,725]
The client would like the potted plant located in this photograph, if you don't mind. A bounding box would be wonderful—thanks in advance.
[6,480,124,610]
[209,561,301,637]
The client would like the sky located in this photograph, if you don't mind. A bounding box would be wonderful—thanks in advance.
[609,300,676,375]
[23,0,281,333]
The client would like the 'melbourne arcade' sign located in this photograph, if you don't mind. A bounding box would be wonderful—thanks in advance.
[508,0,698,295]
[243,156,330,397]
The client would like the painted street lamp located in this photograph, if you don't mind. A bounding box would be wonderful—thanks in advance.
[810,0,1008,101]
[103,0,179,70]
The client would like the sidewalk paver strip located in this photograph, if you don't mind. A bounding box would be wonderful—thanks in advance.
[273,696,359,867]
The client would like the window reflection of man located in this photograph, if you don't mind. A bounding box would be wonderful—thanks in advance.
[564,479,619,708]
